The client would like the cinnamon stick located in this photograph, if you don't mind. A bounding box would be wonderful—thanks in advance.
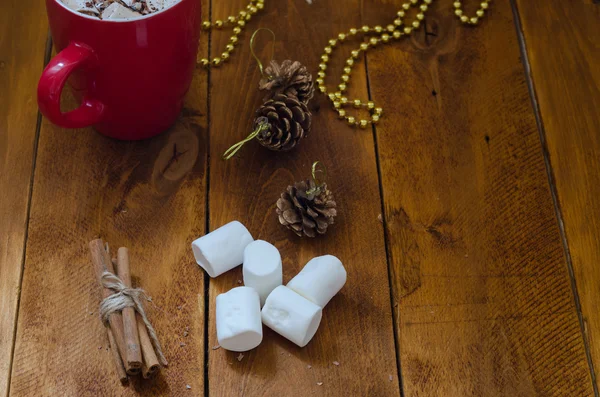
[107,328,128,385]
[116,247,142,374]
[89,239,129,371]
[137,312,160,378]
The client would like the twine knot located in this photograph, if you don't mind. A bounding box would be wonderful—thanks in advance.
[99,272,168,366]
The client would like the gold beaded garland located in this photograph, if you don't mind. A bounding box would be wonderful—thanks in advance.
[318,0,491,127]
[199,0,265,67]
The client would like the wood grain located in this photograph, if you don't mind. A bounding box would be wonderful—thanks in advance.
[514,0,600,389]
[0,0,49,395]
[8,2,210,393]
[364,0,595,395]
[206,0,399,395]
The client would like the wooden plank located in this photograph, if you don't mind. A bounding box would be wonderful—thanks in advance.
[0,1,49,394]
[513,0,600,389]
[365,0,595,395]
[207,0,399,395]
[8,2,210,394]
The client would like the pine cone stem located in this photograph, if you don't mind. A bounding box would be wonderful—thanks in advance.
[222,117,270,160]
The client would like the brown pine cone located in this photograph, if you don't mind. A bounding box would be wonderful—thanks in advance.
[259,60,315,105]
[254,93,312,151]
[276,179,337,237]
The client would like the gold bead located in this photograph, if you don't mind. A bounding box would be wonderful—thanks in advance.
[351,50,360,58]
[481,2,489,9]
[341,74,350,82]
[347,116,356,125]
[318,71,326,78]
[227,15,236,22]
[341,97,348,104]
[394,18,402,26]
[230,36,238,43]
[202,21,211,29]
[338,83,347,91]
[359,120,369,128]
[476,9,484,17]
[410,0,418,4]
[338,109,346,118]
[403,27,412,34]
[335,92,342,98]
[375,107,383,115]
[360,43,369,51]
[374,25,383,33]
[397,10,405,17]
[387,24,395,32]
[319,86,327,93]
[333,101,341,109]
[324,46,332,54]
[338,33,346,41]
[417,13,424,20]
[215,20,223,28]
[239,10,247,17]
[412,21,420,29]
[321,55,329,62]
[316,78,324,85]
[212,58,221,66]
[353,99,362,108]
[424,0,432,3]
[319,63,327,70]
[233,26,242,34]
[470,17,479,24]
[329,39,337,46]
[221,52,230,60]
[249,6,257,13]
[344,66,352,74]
[200,58,209,66]
[455,9,463,16]
[237,20,246,27]
[393,30,402,39]
[402,3,410,10]
[256,2,264,9]
[453,1,461,8]
[460,15,468,22]
[381,33,390,43]
[349,28,358,36]
[346,58,354,66]
[362,25,370,33]
[420,4,428,11]
[372,114,380,123]
[329,93,336,101]
[370,37,379,46]
[226,44,235,51]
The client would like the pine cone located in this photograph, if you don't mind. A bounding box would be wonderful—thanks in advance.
[276,179,337,237]
[255,93,312,151]
[259,60,315,104]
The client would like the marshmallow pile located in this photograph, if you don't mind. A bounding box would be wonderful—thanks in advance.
[61,0,180,20]
[192,221,346,351]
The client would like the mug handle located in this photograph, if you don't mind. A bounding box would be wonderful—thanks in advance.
[37,42,105,128]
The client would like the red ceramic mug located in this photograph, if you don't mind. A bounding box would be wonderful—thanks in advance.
[38,0,201,140]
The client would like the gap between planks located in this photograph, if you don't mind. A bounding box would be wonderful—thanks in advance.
[509,1,599,394]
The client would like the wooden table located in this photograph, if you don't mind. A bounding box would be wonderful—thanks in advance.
[1,0,599,395]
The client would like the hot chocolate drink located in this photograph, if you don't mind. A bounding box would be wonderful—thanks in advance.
[61,0,181,20]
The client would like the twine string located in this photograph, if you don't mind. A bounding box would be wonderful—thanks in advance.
[222,117,270,160]
[99,271,168,367]
[306,161,327,196]
[250,28,276,78]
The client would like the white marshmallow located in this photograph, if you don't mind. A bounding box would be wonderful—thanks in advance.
[243,240,282,306]
[261,286,322,348]
[287,255,346,308]
[192,221,254,278]
[216,287,263,352]
[102,2,142,20]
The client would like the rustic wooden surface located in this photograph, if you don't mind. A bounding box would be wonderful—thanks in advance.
[0,0,49,395]
[514,0,600,392]
[1,0,599,395]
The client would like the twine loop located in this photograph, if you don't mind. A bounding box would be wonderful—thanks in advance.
[306,161,327,196]
[99,271,168,366]
[250,28,276,79]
